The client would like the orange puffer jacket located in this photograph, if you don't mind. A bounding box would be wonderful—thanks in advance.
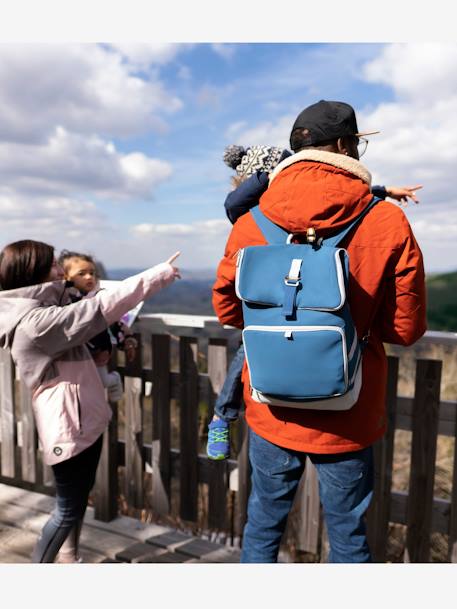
[213,150,427,454]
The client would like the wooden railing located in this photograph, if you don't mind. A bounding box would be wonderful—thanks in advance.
[1,314,457,562]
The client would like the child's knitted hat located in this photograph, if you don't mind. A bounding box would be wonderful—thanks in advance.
[223,144,285,178]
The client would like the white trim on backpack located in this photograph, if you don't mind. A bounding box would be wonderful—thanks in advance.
[243,323,349,394]
[235,248,347,312]
[250,362,362,411]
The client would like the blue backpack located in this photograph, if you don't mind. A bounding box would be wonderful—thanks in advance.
[235,198,379,410]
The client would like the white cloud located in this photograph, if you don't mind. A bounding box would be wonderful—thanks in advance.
[126,218,231,269]
[0,194,110,247]
[211,44,237,60]
[0,44,183,143]
[131,218,228,236]
[362,43,457,102]
[109,43,188,68]
[0,127,172,199]
[227,114,293,149]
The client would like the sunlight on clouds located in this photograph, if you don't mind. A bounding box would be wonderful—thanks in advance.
[0,44,182,141]
[363,43,457,101]
[109,43,188,68]
[120,153,172,190]
[0,128,173,200]
[131,219,228,236]
[0,195,108,247]
[226,115,293,149]
[211,44,237,60]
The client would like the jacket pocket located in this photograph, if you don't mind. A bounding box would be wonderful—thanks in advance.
[33,382,82,446]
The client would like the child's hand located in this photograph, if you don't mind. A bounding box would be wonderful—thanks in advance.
[93,349,111,366]
[385,185,422,206]
[166,251,181,279]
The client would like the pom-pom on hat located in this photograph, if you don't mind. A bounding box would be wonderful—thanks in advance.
[223,144,285,178]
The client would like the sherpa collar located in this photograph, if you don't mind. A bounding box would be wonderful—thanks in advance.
[268,149,372,188]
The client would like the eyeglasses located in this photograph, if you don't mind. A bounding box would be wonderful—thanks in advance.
[356,136,368,158]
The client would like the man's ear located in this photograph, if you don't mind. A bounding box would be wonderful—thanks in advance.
[336,137,349,156]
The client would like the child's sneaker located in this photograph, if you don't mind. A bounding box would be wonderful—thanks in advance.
[206,418,230,460]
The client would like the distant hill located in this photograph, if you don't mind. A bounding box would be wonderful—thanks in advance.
[107,268,215,315]
[107,268,457,330]
[426,271,457,332]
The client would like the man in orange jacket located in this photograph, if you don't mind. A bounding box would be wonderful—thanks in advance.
[212,100,426,562]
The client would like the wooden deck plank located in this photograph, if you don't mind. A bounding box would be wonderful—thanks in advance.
[0,483,240,563]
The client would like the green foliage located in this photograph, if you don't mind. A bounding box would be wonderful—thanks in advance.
[426,271,457,331]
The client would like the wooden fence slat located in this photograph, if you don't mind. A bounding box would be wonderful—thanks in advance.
[179,337,199,522]
[207,339,228,530]
[448,408,457,561]
[151,334,171,515]
[124,333,144,509]
[405,358,442,563]
[94,398,119,522]
[0,349,16,478]
[236,412,250,538]
[367,355,399,562]
[19,380,37,484]
[94,346,120,521]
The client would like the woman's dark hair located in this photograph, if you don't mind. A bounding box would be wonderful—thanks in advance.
[0,240,55,290]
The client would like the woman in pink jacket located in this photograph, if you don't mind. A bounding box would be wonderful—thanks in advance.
[0,239,180,562]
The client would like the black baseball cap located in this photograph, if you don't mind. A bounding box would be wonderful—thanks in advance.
[290,100,380,147]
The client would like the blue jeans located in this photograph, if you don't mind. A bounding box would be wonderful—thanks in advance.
[214,343,245,421]
[31,434,103,563]
[241,429,373,563]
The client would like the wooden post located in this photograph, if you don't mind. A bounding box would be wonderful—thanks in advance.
[94,384,119,522]
[124,333,144,509]
[0,349,16,479]
[405,358,441,563]
[367,356,399,562]
[19,379,37,484]
[237,411,250,539]
[179,336,199,522]
[151,333,171,515]
[448,401,457,562]
[207,338,228,530]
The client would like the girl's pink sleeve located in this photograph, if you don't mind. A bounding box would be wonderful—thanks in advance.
[97,262,176,325]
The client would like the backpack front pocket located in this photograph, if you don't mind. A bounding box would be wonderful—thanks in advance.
[243,325,348,399]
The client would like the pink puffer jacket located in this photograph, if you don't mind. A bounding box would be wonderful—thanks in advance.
[0,263,176,464]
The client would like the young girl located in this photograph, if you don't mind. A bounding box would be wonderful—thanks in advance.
[58,250,134,403]
[206,144,423,460]
[0,240,180,562]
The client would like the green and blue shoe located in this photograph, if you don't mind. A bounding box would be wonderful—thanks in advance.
[206,418,230,460]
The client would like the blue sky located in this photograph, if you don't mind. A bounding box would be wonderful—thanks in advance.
[0,41,456,274]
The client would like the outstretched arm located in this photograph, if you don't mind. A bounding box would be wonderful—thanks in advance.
[373,184,422,206]
[24,254,181,356]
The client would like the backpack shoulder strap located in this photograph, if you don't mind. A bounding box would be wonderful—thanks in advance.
[250,206,289,244]
[323,197,381,248]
